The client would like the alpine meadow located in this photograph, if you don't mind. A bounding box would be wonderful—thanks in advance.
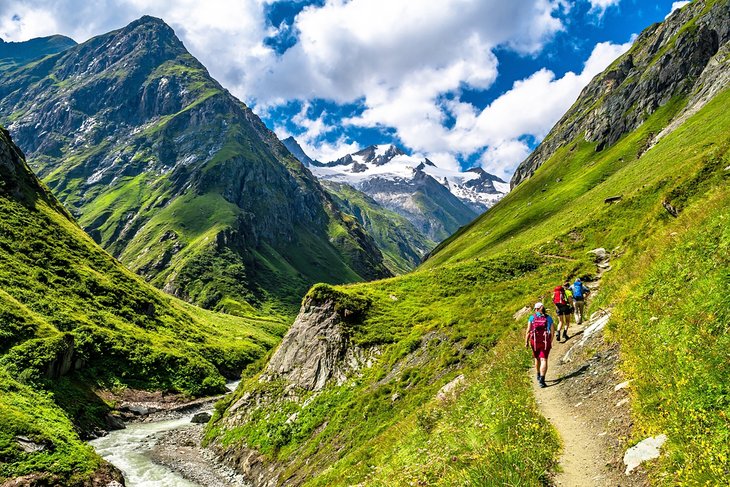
[0,1,728,486]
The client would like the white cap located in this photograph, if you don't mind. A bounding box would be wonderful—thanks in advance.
[534,302,543,309]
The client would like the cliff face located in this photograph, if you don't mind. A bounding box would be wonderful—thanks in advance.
[511,0,730,187]
[0,16,389,312]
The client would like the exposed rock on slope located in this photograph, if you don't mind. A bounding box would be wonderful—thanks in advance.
[261,297,378,391]
[0,16,389,312]
[511,0,730,187]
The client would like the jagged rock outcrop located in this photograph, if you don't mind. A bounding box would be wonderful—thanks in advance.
[512,0,730,187]
[261,299,378,391]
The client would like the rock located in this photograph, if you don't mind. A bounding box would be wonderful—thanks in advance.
[436,374,465,401]
[624,434,667,474]
[391,392,401,402]
[14,436,47,453]
[614,380,633,392]
[513,306,531,320]
[616,398,630,408]
[105,413,126,430]
[191,412,212,424]
[260,298,379,392]
[123,404,150,416]
[588,247,608,261]
[106,482,124,487]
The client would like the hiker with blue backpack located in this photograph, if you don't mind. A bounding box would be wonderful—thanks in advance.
[525,302,555,388]
[572,278,590,324]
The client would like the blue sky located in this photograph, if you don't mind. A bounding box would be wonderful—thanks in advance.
[0,0,690,178]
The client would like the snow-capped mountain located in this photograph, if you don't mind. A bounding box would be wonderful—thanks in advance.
[308,144,509,213]
[287,141,509,241]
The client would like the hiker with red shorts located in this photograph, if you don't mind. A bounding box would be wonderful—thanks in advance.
[552,282,572,342]
[525,302,555,388]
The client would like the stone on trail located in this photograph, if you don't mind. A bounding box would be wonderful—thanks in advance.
[588,247,608,261]
[614,380,633,392]
[624,434,667,474]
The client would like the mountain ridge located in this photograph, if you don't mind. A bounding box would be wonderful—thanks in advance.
[0,16,390,313]
[285,139,509,241]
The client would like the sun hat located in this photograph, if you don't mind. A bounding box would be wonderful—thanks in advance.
[534,302,543,309]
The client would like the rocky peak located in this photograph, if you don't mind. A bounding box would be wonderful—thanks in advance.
[281,136,315,167]
[354,144,407,166]
[511,0,730,188]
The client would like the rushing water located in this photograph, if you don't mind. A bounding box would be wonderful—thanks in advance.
[90,416,201,487]
[90,381,240,487]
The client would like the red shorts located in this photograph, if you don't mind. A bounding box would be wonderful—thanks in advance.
[532,347,550,359]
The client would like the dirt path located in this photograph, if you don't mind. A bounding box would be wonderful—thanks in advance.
[532,320,610,486]
[530,251,648,486]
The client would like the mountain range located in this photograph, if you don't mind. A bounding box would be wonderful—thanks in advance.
[282,137,509,241]
[0,17,389,314]
[0,0,728,485]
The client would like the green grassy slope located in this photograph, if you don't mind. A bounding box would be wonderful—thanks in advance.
[0,126,287,483]
[322,180,436,274]
[0,17,390,316]
[209,38,730,487]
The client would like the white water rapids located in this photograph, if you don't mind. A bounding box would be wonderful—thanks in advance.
[89,381,239,487]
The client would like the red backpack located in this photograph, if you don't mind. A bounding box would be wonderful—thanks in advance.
[529,313,552,351]
[552,286,567,305]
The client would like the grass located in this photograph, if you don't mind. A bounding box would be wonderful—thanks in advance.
[322,180,436,274]
[0,127,288,483]
[209,79,730,484]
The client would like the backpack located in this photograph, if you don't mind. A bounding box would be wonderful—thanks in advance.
[552,286,567,305]
[572,282,584,299]
[529,314,551,351]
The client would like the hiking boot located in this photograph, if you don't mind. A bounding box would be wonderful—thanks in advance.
[537,373,542,383]
[539,378,547,388]
[563,330,569,341]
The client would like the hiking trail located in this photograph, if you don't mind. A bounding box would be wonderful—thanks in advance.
[530,250,648,486]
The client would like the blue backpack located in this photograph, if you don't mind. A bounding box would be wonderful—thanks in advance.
[573,282,584,299]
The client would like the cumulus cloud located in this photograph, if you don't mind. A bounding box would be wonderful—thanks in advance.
[666,1,690,19]
[344,38,633,177]
[0,0,631,177]
[588,0,621,17]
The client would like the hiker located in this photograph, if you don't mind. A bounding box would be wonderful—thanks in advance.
[552,283,571,341]
[525,302,554,388]
[572,278,590,324]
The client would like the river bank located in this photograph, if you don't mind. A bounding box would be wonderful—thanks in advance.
[90,382,248,487]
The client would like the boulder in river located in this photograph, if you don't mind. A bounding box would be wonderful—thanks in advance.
[191,412,212,424]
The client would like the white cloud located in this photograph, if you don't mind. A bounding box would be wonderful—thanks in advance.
[666,1,690,19]
[0,0,631,178]
[343,38,633,177]
[588,0,621,17]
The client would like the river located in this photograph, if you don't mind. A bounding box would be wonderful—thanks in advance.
[90,381,239,487]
